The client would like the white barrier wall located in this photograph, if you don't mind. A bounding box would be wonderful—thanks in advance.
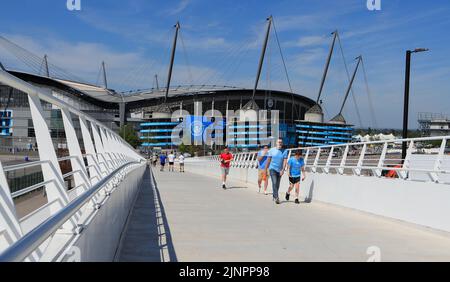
[61,164,146,262]
[186,159,450,233]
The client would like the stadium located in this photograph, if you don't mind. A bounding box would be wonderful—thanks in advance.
[0,69,318,154]
[0,19,360,156]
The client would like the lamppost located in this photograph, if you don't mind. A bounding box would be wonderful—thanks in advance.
[402,48,429,162]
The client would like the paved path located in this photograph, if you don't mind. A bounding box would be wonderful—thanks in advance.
[119,166,450,262]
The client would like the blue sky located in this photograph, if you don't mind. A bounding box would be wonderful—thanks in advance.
[0,0,449,129]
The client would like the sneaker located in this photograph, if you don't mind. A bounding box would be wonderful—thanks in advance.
[295,198,300,204]
[222,184,226,189]
[285,193,290,201]
[275,198,281,204]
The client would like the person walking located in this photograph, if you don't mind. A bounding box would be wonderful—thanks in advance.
[257,145,269,194]
[152,154,158,167]
[160,152,167,172]
[168,151,175,172]
[219,147,233,189]
[264,139,288,204]
[178,153,185,172]
[285,150,306,204]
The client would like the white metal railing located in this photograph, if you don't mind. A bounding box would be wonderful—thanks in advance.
[0,69,145,261]
[198,135,450,184]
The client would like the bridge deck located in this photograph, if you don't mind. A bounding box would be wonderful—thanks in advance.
[117,165,450,262]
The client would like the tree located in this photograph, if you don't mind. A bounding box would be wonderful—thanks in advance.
[178,143,187,154]
[119,124,141,148]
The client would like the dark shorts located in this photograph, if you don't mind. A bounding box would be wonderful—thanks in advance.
[289,177,300,184]
[161,162,165,166]
[169,162,174,165]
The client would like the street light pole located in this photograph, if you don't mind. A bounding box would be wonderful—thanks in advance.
[401,48,429,162]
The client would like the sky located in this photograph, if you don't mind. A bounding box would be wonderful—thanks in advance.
[0,0,449,129]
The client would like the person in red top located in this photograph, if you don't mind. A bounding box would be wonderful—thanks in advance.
[219,147,233,189]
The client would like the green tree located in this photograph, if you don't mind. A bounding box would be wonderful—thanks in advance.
[119,124,141,148]
[178,143,187,154]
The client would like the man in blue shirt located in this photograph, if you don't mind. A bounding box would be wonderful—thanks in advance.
[159,153,167,172]
[286,150,306,204]
[257,145,269,194]
[264,139,289,204]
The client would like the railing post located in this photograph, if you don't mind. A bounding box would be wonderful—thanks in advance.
[90,123,111,175]
[324,146,334,174]
[338,145,349,175]
[0,161,23,253]
[251,152,257,169]
[79,117,101,184]
[303,148,310,169]
[61,107,90,194]
[27,92,70,213]
[429,138,446,183]
[312,148,321,173]
[399,140,414,180]
[100,129,118,169]
[375,142,388,177]
[353,144,367,176]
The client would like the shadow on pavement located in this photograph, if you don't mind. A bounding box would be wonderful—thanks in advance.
[116,166,177,262]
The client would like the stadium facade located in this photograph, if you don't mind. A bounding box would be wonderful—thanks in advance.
[0,70,325,155]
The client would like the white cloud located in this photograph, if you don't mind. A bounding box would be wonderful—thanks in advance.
[167,0,191,15]
[297,35,328,47]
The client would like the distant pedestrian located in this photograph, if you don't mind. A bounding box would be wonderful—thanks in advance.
[257,145,269,194]
[178,154,185,172]
[265,139,288,204]
[219,147,233,189]
[285,150,306,204]
[168,151,175,171]
[160,152,167,171]
[152,154,158,167]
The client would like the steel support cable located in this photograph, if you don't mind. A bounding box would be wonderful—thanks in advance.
[207,37,252,85]
[116,28,173,91]
[119,48,166,92]
[361,58,378,128]
[336,33,363,127]
[118,56,159,92]
[0,36,86,82]
[208,44,243,85]
[272,20,293,94]
[122,29,173,92]
[223,43,253,87]
[209,36,257,87]
[273,21,297,120]
[3,46,43,73]
[211,39,253,87]
[188,39,242,86]
[178,31,194,85]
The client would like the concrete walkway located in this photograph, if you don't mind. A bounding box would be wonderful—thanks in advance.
[120,166,450,262]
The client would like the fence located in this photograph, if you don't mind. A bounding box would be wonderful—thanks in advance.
[0,69,145,261]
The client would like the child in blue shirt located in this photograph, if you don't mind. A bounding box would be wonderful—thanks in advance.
[286,150,306,204]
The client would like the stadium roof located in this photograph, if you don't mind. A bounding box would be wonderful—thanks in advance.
[6,70,315,108]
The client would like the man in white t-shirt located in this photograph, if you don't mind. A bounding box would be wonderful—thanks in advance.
[178,154,185,172]
[167,151,176,172]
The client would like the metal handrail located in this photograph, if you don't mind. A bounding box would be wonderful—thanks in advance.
[195,135,450,182]
[0,161,140,262]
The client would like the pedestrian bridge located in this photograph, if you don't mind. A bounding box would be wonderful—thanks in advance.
[1,68,450,261]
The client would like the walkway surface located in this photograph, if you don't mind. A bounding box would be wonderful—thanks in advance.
[118,166,450,262]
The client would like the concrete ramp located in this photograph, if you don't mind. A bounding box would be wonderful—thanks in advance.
[118,167,450,262]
